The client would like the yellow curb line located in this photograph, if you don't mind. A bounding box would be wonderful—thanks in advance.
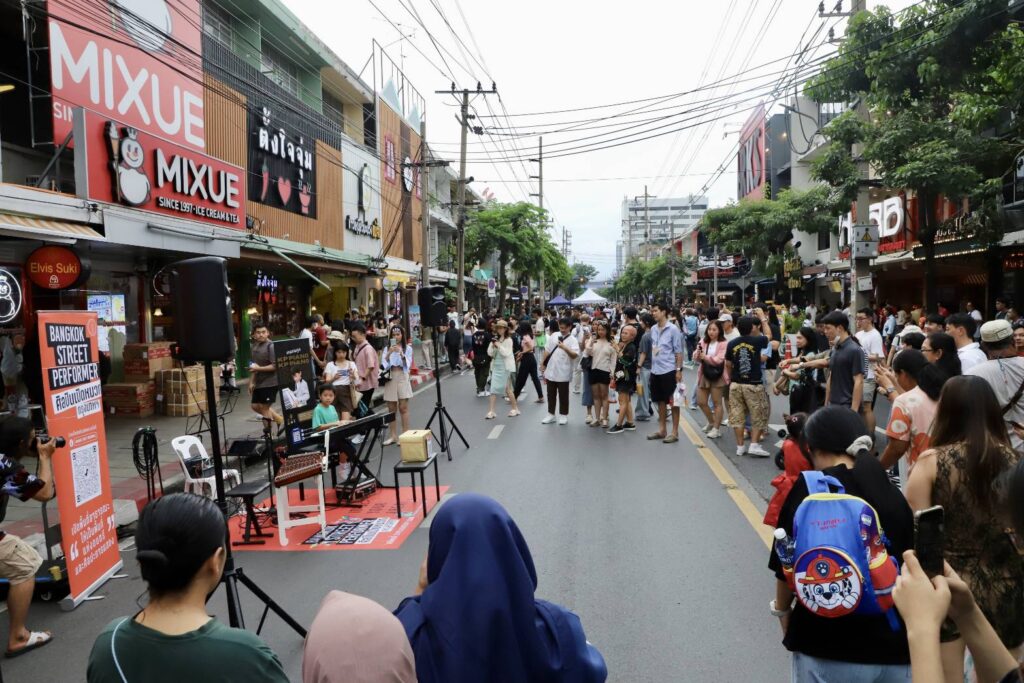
[679,419,773,549]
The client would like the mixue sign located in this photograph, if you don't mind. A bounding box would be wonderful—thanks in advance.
[37,311,121,608]
[75,111,245,227]
[48,0,205,151]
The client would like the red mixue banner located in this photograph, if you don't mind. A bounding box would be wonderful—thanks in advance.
[37,311,121,607]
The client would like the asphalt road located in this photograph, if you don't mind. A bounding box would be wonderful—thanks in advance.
[6,369,791,683]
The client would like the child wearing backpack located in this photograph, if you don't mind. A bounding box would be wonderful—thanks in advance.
[767,406,915,682]
[764,413,812,528]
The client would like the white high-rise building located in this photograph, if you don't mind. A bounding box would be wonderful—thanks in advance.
[617,195,708,273]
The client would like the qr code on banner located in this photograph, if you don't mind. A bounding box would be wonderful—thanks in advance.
[70,441,102,506]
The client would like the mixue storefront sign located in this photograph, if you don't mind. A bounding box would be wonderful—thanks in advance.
[75,110,245,227]
[249,106,317,217]
[48,0,205,151]
[37,311,121,608]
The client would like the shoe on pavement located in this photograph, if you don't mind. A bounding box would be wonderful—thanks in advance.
[646,433,666,440]
[747,443,771,458]
[541,414,555,424]
[476,391,486,397]
[735,443,748,456]
[702,422,713,433]
[663,435,679,444]
[572,389,581,394]
[557,416,568,425]
[585,415,594,425]
[689,404,697,411]
[607,424,624,435]
[623,423,637,431]
[722,418,730,426]
[635,416,649,422]
[707,428,721,439]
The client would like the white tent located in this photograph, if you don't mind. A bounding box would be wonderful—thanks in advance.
[571,288,608,305]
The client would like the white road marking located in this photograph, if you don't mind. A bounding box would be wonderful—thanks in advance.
[487,425,504,440]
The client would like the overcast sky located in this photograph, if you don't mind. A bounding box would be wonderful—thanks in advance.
[286,0,918,278]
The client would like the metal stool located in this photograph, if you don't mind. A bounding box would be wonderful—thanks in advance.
[393,454,440,519]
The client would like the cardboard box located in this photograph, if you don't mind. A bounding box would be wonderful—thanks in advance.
[164,400,207,417]
[399,429,434,462]
[107,404,155,418]
[123,356,175,379]
[123,342,175,361]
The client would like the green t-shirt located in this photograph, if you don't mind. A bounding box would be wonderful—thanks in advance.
[312,402,339,428]
[88,616,288,682]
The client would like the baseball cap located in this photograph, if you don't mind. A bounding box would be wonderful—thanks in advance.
[719,313,733,322]
[980,319,1013,343]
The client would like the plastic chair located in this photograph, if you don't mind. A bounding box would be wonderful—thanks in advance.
[170,435,240,498]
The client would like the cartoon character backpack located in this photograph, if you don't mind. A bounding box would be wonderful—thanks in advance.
[779,471,900,628]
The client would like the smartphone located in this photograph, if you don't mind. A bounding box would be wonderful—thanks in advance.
[914,505,945,577]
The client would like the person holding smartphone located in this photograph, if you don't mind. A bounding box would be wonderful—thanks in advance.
[906,375,1024,681]
[0,417,57,658]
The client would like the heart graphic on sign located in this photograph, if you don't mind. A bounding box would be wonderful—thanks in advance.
[277,177,292,204]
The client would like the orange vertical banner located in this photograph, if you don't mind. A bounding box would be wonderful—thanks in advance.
[37,310,122,608]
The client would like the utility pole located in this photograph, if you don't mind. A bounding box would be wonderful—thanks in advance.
[632,187,655,260]
[529,137,543,308]
[713,244,719,304]
[436,83,498,317]
[419,119,430,289]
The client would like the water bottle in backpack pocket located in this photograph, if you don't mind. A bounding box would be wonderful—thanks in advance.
[776,471,900,628]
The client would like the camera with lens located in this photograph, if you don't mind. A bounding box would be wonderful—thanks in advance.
[31,435,66,451]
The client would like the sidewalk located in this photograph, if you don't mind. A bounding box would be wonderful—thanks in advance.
[4,364,443,544]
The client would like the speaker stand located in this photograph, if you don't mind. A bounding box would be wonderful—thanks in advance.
[424,333,468,461]
[202,361,305,638]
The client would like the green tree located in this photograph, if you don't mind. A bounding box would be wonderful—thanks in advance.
[565,262,599,299]
[465,201,567,312]
[805,0,1020,309]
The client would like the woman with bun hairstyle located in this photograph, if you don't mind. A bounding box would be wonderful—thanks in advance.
[87,493,288,682]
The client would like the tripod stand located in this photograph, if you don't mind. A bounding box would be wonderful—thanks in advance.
[424,331,468,461]
[202,361,306,638]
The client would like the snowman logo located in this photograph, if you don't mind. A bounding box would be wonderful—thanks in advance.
[117,128,151,207]
[112,0,173,52]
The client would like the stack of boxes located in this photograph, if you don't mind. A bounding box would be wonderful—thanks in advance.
[102,381,156,418]
[156,365,215,417]
[103,342,174,418]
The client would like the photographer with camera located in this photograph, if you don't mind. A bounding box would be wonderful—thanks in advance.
[0,416,57,658]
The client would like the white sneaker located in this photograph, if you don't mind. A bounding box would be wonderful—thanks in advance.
[736,443,748,456]
[702,423,713,433]
[572,388,581,394]
[689,404,697,411]
[747,443,771,458]
[476,391,486,397]
[541,415,555,424]
[722,418,730,426]
[558,416,568,425]
[707,428,721,439]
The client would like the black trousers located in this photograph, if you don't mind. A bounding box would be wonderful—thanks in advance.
[446,345,461,372]
[514,353,543,399]
[359,388,376,415]
[546,381,570,416]
[474,360,491,393]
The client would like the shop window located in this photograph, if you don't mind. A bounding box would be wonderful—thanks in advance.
[818,229,831,251]
[202,2,233,48]
[261,44,301,97]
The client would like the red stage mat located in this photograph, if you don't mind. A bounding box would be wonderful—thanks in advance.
[228,484,448,552]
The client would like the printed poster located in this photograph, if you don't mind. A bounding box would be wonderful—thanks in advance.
[37,310,121,608]
[274,338,317,450]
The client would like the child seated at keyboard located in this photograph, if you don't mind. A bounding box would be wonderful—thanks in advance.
[313,385,354,479]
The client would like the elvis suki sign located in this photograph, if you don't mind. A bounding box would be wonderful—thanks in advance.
[249,106,317,217]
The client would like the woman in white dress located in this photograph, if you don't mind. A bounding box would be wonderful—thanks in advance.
[485,319,518,420]
[381,326,414,445]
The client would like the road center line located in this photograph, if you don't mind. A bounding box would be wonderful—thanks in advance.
[679,419,773,549]
[487,425,504,440]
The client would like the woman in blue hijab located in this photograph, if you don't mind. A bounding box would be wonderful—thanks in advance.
[394,494,607,683]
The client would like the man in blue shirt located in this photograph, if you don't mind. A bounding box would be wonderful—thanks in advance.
[683,309,699,364]
[646,302,685,444]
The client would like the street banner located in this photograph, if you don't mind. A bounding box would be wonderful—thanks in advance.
[37,310,122,609]
[274,338,316,451]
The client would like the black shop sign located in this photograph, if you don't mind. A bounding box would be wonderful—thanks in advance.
[249,106,317,218]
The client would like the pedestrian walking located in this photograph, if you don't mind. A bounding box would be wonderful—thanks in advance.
[875,349,944,486]
[571,315,591,394]
[855,307,885,434]
[694,319,728,438]
[472,319,492,397]
[922,331,962,378]
[462,320,475,371]
[768,406,913,682]
[248,322,284,428]
[350,322,379,416]
[381,326,414,446]
[946,313,987,372]
[513,322,544,403]
[822,311,864,416]
[540,318,580,425]
[607,324,638,434]
[645,302,684,444]
[966,319,1024,452]
[485,320,518,420]
[585,320,617,429]
[634,314,655,423]
[776,327,826,416]
[442,320,462,374]
[906,375,1024,680]
[682,308,699,364]
[725,314,772,457]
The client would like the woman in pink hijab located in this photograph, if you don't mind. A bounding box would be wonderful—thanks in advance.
[303,591,416,683]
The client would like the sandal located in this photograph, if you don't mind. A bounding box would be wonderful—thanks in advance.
[646,433,666,440]
[485,412,496,420]
[5,631,53,658]
[663,435,679,444]
[382,438,395,446]
[508,410,520,417]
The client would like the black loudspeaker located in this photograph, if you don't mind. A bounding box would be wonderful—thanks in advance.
[170,257,236,362]
[418,286,448,327]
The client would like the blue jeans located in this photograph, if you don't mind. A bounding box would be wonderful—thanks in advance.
[635,367,652,419]
[581,368,593,408]
[791,653,910,683]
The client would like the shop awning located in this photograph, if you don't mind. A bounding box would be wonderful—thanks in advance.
[0,212,103,243]
[269,246,331,290]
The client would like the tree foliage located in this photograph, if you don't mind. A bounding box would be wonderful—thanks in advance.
[805,0,1023,308]
[464,201,570,311]
[608,255,694,304]
[564,262,600,299]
